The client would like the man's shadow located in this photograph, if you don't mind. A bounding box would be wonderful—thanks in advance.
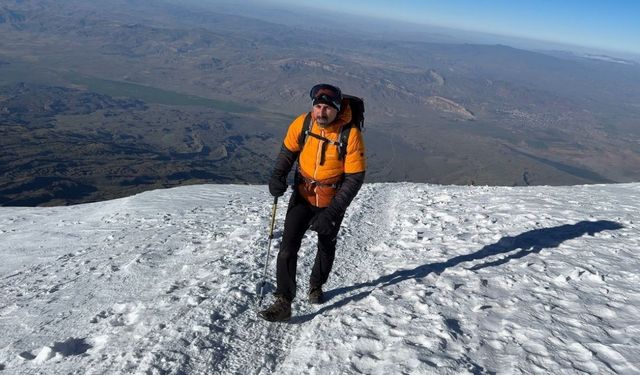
[292,220,623,324]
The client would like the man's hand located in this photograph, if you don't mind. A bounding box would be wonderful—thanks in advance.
[309,212,336,235]
[269,175,287,197]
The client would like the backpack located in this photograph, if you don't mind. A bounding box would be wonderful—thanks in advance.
[296,95,365,165]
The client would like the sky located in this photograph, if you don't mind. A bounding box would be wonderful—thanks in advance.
[270,0,640,55]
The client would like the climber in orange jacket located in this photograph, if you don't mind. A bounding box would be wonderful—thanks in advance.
[259,83,366,322]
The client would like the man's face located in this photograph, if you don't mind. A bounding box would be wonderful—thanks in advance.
[313,103,338,127]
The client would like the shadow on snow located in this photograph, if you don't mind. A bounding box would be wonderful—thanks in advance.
[291,220,623,324]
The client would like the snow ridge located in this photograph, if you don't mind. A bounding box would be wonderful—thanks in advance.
[1,183,639,374]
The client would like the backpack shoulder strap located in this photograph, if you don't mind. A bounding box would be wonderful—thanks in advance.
[296,110,356,163]
[338,123,353,161]
[297,112,312,150]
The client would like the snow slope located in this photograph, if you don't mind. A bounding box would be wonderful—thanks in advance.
[0,183,638,374]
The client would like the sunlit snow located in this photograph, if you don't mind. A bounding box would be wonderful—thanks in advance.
[1,183,638,374]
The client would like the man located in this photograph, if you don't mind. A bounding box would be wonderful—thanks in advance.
[259,83,366,322]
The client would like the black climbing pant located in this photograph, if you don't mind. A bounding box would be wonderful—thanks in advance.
[274,193,344,302]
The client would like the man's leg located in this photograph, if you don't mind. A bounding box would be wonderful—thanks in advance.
[309,213,344,290]
[274,199,314,302]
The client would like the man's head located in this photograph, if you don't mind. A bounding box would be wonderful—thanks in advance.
[310,83,342,127]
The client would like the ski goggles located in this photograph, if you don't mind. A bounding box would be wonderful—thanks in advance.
[309,83,342,111]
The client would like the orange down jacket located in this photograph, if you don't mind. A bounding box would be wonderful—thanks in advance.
[283,101,366,207]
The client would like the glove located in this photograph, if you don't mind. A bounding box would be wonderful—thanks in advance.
[309,212,337,235]
[269,175,287,197]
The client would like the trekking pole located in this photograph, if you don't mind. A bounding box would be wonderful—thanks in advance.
[256,196,278,308]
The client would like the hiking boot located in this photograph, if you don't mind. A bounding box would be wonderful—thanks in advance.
[258,295,291,322]
[308,286,324,304]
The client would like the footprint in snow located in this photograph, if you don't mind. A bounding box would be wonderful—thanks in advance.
[56,253,75,262]
[472,304,493,312]
[444,317,464,340]
[20,337,93,364]
[109,305,142,328]
[90,310,109,324]
[89,304,142,328]
[166,280,187,294]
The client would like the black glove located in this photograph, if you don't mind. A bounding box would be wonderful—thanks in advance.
[269,175,287,197]
[309,212,337,235]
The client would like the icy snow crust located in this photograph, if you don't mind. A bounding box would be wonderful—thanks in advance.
[0,183,639,374]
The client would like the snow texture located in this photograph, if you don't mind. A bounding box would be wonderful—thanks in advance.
[0,183,639,374]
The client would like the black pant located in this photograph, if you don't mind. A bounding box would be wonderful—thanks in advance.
[275,193,344,302]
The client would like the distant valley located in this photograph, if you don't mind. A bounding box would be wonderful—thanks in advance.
[1,0,640,205]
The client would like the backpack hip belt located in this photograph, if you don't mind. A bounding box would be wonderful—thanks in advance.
[296,171,342,189]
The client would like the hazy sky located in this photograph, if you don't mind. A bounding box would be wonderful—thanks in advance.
[270,0,640,55]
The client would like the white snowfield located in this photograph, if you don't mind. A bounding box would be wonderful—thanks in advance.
[0,183,639,375]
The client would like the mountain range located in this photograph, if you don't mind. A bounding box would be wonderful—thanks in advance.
[1,0,640,205]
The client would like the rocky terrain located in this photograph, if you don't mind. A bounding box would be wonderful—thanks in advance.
[1,0,640,205]
[0,82,284,205]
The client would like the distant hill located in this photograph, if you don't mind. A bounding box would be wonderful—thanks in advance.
[1,0,640,205]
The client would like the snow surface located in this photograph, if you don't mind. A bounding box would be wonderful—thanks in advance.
[0,183,639,375]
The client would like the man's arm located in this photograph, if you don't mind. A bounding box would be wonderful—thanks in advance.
[269,114,307,197]
[269,145,298,197]
[324,171,365,219]
[272,145,297,178]
[325,123,366,217]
